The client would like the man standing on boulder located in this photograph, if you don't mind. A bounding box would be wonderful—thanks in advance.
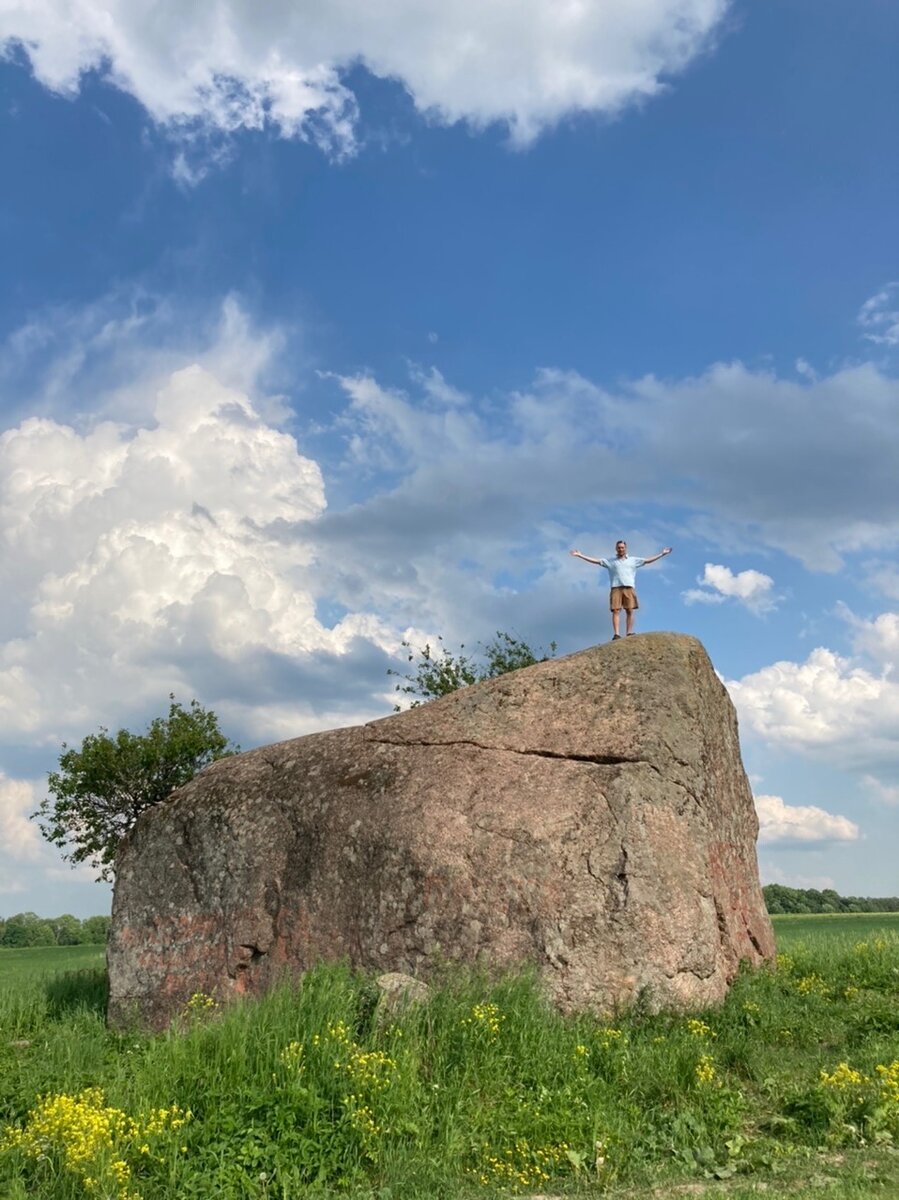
[570,540,672,640]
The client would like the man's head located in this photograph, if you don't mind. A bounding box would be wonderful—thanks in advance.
[615,540,627,558]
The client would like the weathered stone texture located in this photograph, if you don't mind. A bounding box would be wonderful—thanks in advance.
[108,633,774,1029]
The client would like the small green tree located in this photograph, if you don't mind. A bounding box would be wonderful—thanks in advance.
[34,697,238,881]
[50,913,83,946]
[80,915,112,944]
[390,630,557,709]
[0,912,55,947]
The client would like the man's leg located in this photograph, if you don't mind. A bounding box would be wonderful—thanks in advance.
[611,610,621,638]
[610,590,621,638]
[624,588,638,635]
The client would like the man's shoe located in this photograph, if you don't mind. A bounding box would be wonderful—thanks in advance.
[612,634,621,640]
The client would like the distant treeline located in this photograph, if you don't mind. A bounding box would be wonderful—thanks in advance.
[764,885,899,915]
[4,892,897,944]
[0,911,110,947]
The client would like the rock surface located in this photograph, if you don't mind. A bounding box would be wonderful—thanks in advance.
[108,633,774,1029]
[374,972,432,1024]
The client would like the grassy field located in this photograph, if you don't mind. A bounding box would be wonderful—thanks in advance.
[772,911,899,948]
[1,918,898,1199]
[0,945,105,988]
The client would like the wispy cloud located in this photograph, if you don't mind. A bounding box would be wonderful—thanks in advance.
[759,863,836,890]
[864,564,899,602]
[312,359,899,574]
[862,775,899,807]
[858,283,899,347]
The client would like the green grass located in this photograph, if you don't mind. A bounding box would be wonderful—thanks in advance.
[772,911,899,949]
[1,921,898,1199]
[0,945,105,988]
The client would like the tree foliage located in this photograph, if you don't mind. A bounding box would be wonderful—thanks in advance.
[0,912,54,948]
[49,913,83,946]
[34,697,238,881]
[390,630,557,709]
[763,884,899,914]
[0,912,111,947]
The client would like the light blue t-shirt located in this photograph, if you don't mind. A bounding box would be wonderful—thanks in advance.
[597,555,647,589]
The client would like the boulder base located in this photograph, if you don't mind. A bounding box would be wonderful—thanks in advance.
[108,633,774,1029]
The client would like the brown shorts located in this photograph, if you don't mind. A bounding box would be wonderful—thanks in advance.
[610,587,638,612]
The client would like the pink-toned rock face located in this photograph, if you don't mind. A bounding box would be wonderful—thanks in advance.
[108,633,774,1029]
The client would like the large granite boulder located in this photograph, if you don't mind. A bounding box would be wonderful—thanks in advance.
[108,633,774,1029]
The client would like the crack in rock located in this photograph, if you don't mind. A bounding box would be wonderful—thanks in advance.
[235,944,265,971]
[367,732,652,768]
[473,821,532,844]
[174,818,203,907]
[746,926,764,956]
[610,844,630,909]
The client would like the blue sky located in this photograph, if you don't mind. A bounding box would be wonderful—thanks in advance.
[1,0,897,917]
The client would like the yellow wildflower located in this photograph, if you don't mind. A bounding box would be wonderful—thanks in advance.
[1,1087,191,1200]
[695,1054,717,1085]
[462,1002,504,1040]
[278,1040,305,1069]
[876,1061,899,1105]
[687,1018,716,1039]
[596,1027,626,1050]
[471,1138,572,1192]
[183,991,217,1015]
[820,1062,867,1090]
[795,973,830,997]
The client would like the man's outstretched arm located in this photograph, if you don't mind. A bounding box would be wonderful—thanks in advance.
[570,549,606,566]
[642,547,673,565]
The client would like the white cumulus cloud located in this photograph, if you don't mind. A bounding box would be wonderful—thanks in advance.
[0,773,105,897]
[755,794,859,846]
[0,353,405,751]
[846,609,899,671]
[1,0,730,153]
[683,562,776,613]
[0,775,42,862]
[727,640,899,775]
[724,605,899,799]
[728,648,886,749]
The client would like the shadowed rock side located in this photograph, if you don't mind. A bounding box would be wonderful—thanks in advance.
[108,633,775,1029]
